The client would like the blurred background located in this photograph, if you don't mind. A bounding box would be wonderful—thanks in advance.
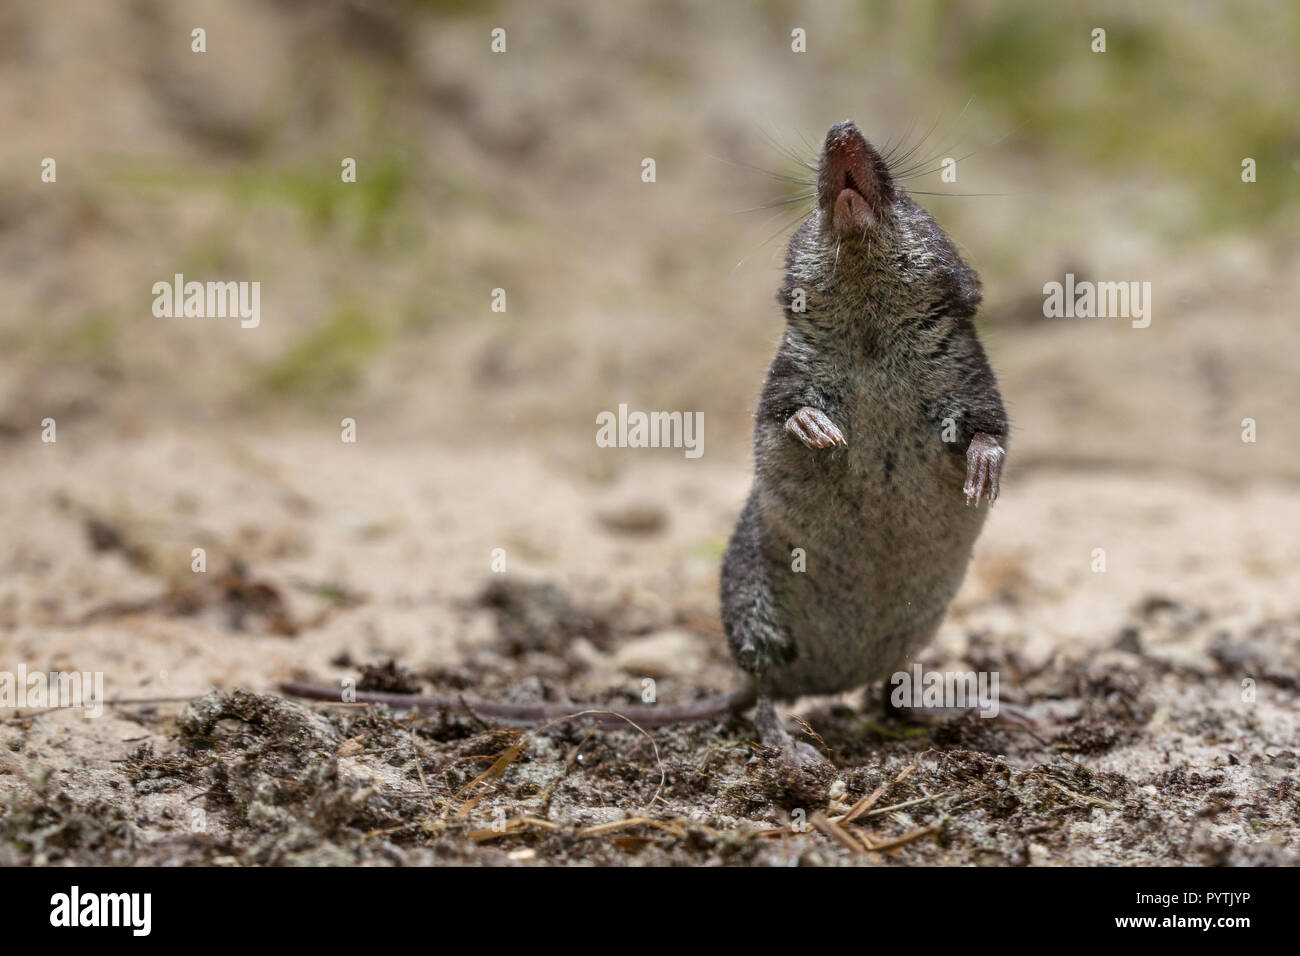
[2,0,1296,465]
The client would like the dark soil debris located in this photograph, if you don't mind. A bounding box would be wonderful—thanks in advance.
[477,578,615,655]
[356,659,422,694]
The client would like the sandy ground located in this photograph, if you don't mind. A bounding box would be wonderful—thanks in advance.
[2,430,1298,865]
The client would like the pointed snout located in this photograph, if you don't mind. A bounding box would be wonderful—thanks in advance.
[818,121,893,234]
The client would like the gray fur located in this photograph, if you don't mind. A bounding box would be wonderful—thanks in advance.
[721,123,1008,701]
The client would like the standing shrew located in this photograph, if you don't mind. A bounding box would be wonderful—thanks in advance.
[721,121,1008,761]
[280,122,1007,750]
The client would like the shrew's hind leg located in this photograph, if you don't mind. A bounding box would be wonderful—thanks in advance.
[753,694,829,769]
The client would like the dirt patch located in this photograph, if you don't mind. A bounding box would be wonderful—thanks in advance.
[4,554,1296,866]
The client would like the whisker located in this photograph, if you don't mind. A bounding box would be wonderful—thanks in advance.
[886,97,973,173]
[732,208,813,272]
[892,125,1023,184]
[733,192,816,214]
[795,129,820,168]
[759,127,818,172]
[893,138,994,181]
[904,190,1007,197]
[892,114,1027,187]
[706,149,816,185]
[883,108,943,172]
[887,96,977,178]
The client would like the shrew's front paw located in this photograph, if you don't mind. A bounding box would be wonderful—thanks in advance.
[785,407,846,449]
[964,432,1005,506]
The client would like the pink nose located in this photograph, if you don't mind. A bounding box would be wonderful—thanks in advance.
[824,121,869,160]
[821,123,879,231]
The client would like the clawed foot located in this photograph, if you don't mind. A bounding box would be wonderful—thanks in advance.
[752,694,832,770]
[750,737,831,776]
[785,407,846,449]
[964,432,1005,506]
[782,738,831,770]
